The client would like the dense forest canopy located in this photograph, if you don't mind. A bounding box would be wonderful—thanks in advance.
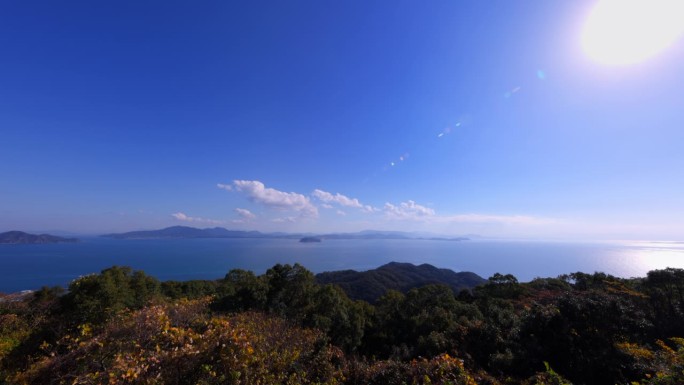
[2,263,684,384]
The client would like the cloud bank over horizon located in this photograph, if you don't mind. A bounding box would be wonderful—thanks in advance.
[2,176,676,240]
[207,179,569,237]
[171,212,225,225]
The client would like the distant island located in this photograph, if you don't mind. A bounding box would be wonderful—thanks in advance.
[319,230,469,241]
[102,226,269,239]
[102,226,470,242]
[0,231,78,244]
[299,236,322,243]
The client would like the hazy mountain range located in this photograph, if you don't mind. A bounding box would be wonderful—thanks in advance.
[102,226,470,241]
[0,231,78,244]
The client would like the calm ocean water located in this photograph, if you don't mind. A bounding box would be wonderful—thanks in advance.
[1,237,684,293]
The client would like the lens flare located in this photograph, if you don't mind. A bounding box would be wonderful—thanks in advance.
[582,0,684,66]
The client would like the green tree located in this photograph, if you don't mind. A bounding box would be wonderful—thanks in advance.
[213,269,267,312]
[363,289,407,358]
[62,266,161,325]
[644,268,684,337]
[263,263,316,321]
[478,273,525,299]
[161,279,218,299]
[305,284,369,352]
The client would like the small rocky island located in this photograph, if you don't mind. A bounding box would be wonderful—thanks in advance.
[0,231,78,244]
[299,236,322,243]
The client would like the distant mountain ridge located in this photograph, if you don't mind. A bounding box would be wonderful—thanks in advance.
[101,226,272,239]
[319,230,468,241]
[102,226,470,241]
[0,231,78,244]
[315,262,486,302]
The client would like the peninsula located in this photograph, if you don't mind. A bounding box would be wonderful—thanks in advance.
[0,231,78,244]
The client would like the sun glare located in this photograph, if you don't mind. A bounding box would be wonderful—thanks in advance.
[582,0,684,66]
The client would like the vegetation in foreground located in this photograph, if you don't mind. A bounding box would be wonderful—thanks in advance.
[2,263,684,384]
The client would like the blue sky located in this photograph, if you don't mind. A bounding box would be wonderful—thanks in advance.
[1,1,683,239]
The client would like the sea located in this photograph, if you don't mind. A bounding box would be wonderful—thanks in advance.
[1,237,684,293]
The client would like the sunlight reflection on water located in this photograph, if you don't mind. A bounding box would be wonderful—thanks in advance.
[598,241,684,278]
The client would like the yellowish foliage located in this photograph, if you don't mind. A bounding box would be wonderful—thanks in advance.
[8,299,342,384]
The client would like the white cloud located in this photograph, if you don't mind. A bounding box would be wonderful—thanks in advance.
[384,200,436,220]
[336,210,347,216]
[312,189,362,208]
[362,205,379,213]
[440,213,557,226]
[228,180,318,218]
[312,189,373,212]
[171,212,224,225]
[380,201,555,227]
[321,203,334,209]
[235,208,256,220]
[217,183,232,191]
[271,217,297,223]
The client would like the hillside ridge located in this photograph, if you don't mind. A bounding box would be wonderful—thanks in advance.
[315,261,486,302]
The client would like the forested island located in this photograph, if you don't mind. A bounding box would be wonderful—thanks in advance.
[0,231,78,244]
[2,262,684,384]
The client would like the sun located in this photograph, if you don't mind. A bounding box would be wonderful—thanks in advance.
[581,0,684,66]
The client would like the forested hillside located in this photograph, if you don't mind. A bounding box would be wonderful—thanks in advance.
[2,263,684,384]
[315,262,486,302]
